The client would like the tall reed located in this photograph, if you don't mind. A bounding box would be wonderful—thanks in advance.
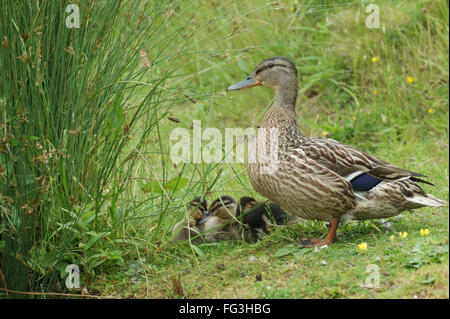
[0,0,188,297]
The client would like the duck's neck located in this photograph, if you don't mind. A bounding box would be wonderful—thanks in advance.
[273,79,298,112]
[260,81,304,142]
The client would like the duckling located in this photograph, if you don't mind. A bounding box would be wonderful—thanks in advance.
[227,56,447,247]
[236,197,299,241]
[201,196,240,242]
[203,196,297,242]
[172,197,209,243]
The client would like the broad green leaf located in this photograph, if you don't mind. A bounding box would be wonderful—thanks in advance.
[274,246,297,258]
[421,276,437,285]
[142,177,187,193]
[142,181,164,194]
[78,210,96,231]
[293,249,310,258]
[85,231,110,250]
[163,176,187,191]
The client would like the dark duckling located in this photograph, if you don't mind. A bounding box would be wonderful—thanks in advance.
[236,196,297,241]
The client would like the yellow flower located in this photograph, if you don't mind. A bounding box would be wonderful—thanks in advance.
[352,116,357,121]
[428,108,434,114]
[321,131,329,137]
[373,89,377,95]
[371,56,379,63]
[290,6,295,12]
[389,235,395,241]
[420,228,430,237]
[358,242,368,250]
[399,231,408,239]
[407,77,414,84]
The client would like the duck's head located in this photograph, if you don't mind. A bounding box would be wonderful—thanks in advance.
[209,196,237,220]
[238,196,258,210]
[235,196,258,218]
[188,197,209,224]
[226,56,297,92]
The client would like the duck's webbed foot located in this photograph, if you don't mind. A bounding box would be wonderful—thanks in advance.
[300,238,328,247]
[300,217,340,248]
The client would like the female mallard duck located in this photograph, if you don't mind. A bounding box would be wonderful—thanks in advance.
[172,197,209,243]
[227,56,447,247]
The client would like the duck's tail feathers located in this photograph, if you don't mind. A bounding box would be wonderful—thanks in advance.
[410,176,435,186]
[407,193,447,207]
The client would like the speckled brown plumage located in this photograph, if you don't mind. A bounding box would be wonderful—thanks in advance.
[228,56,446,245]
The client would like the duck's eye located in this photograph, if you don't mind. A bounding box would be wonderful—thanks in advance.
[247,77,251,80]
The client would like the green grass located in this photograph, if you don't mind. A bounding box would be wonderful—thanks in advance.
[88,0,448,299]
[1,0,448,298]
[92,212,449,298]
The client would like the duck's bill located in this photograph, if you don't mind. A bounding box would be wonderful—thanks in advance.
[197,214,212,225]
[226,75,262,91]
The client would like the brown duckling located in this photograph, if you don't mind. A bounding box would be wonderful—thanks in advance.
[203,196,298,242]
[172,197,209,243]
[201,196,240,242]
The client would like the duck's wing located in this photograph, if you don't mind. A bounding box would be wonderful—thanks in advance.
[298,138,432,186]
[284,149,357,214]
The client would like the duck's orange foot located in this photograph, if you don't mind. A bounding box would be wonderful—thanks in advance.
[300,238,327,247]
[301,217,340,247]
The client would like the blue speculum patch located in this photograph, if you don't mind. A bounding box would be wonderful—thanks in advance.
[350,173,382,191]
